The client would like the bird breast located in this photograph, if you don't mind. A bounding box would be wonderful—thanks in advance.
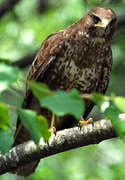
[57,57,103,93]
[42,36,107,93]
[43,55,103,94]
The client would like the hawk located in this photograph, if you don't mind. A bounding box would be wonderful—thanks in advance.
[12,7,116,176]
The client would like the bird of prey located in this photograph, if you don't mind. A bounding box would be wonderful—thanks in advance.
[12,7,117,177]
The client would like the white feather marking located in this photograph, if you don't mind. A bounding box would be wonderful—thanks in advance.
[78,31,84,35]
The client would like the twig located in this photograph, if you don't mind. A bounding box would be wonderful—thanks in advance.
[11,52,37,68]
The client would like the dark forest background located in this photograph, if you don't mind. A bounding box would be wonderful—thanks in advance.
[0,0,125,179]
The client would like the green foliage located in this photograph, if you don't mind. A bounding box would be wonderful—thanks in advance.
[104,106,125,137]
[0,104,9,130]
[0,63,19,92]
[0,0,125,179]
[91,93,110,113]
[91,93,125,136]
[29,82,84,119]
[37,115,51,142]
[18,109,42,145]
[112,95,125,113]
[41,89,84,120]
[28,81,52,99]
[0,58,11,65]
[0,128,13,154]
[17,109,51,143]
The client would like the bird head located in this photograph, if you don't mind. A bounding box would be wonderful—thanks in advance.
[86,7,117,38]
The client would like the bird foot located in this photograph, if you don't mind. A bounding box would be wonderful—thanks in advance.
[78,117,93,128]
[49,113,56,135]
[49,127,56,135]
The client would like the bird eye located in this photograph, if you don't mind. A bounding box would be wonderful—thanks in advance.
[91,14,101,24]
[110,17,117,25]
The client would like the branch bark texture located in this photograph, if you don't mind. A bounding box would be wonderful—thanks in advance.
[0,117,121,175]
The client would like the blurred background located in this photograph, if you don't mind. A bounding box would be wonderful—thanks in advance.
[0,0,125,179]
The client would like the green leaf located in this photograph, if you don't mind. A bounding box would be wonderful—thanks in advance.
[37,115,51,142]
[104,106,125,137]
[0,104,9,130]
[41,89,84,119]
[0,128,13,154]
[91,93,125,137]
[0,63,19,92]
[28,81,52,100]
[112,95,125,113]
[91,93,110,113]
[18,109,42,145]
[0,58,11,65]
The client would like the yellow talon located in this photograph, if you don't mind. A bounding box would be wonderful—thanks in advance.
[79,117,93,127]
[49,113,56,134]
[49,127,56,134]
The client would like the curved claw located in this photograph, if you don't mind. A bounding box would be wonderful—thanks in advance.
[78,117,93,130]
[49,127,56,135]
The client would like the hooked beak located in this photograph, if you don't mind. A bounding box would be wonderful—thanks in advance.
[95,19,110,31]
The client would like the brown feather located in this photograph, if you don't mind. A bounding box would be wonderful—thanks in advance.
[12,7,116,176]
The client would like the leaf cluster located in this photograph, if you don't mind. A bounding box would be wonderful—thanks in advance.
[0,63,125,154]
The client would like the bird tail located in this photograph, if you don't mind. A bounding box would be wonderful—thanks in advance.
[12,160,39,177]
[11,117,40,177]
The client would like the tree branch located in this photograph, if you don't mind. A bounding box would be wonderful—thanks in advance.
[0,0,20,18]
[117,14,125,29]
[12,51,37,68]
[1,114,125,175]
[37,0,49,14]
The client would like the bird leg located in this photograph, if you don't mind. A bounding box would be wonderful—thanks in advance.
[78,116,93,128]
[49,112,56,134]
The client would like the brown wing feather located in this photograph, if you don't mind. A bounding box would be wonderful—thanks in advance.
[97,48,112,94]
[28,30,65,81]
[12,30,66,177]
